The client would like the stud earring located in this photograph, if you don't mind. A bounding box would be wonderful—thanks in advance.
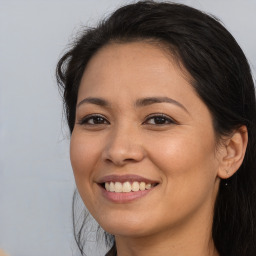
[225,170,229,186]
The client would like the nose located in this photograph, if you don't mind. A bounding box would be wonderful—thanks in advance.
[102,125,146,166]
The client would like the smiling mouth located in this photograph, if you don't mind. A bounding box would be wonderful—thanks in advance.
[101,181,158,193]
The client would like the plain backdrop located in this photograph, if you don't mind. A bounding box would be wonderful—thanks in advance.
[0,0,255,255]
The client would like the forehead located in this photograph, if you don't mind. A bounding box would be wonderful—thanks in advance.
[78,41,193,98]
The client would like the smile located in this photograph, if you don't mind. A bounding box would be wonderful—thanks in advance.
[105,181,157,193]
[98,175,159,202]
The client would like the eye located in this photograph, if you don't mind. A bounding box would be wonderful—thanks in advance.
[78,114,110,125]
[143,114,176,125]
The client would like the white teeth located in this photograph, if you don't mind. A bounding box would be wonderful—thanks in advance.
[139,182,146,191]
[114,182,123,192]
[109,182,115,192]
[131,181,140,192]
[145,183,152,190]
[105,182,110,191]
[122,181,132,192]
[104,181,155,192]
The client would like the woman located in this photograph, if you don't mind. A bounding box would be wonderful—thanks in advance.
[56,1,256,255]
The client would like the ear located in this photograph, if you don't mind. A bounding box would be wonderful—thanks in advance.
[217,125,248,179]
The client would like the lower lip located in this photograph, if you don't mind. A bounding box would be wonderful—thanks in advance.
[99,185,155,203]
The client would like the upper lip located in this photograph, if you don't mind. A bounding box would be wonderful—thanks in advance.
[97,174,159,184]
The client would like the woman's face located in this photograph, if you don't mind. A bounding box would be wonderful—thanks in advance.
[70,42,222,237]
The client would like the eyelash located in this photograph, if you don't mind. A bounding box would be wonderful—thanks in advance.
[143,113,176,125]
[78,113,176,126]
[78,114,110,125]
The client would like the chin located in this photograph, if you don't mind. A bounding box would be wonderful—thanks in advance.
[98,214,152,237]
[103,225,149,238]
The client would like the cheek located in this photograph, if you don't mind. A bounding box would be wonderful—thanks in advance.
[70,130,101,172]
[140,133,219,231]
[148,130,216,171]
[70,131,103,197]
[146,130,218,201]
[70,130,108,217]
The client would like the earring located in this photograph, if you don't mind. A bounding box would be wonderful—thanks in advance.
[225,170,229,186]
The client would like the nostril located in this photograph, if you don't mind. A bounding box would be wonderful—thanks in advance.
[104,157,137,166]
[102,142,146,166]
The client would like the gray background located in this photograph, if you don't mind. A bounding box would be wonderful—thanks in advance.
[0,0,255,255]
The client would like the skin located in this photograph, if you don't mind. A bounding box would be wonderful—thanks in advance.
[70,42,247,256]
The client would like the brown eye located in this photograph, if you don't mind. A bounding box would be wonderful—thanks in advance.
[78,114,110,125]
[144,114,175,125]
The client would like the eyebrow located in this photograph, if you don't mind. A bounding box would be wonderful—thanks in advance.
[135,97,189,113]
[77,97,110,108]
[77,96,189,113]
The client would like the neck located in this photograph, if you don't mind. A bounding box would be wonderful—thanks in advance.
[115,235,218,256]
[114,205,219,256]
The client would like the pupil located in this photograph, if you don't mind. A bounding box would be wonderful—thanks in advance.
[95,117,103,124]
[155,117,166,124]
